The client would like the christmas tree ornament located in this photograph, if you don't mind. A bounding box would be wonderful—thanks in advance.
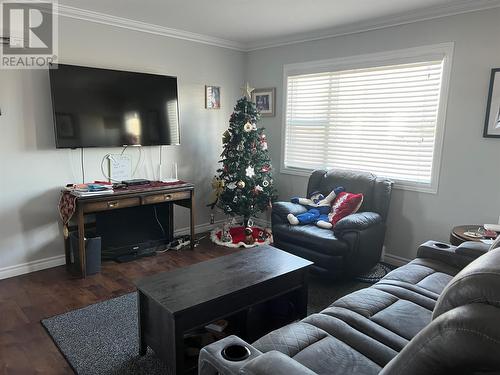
[237,180,245,189]
[262,178,270,188]
[222,130,231,143]
[221,222,232,243]
[261,141,268,150]
[207,177,225,208]
[233,196,238,203]
[241,82,255,99]
[244,227,255,245]
[227,181,237,190]
[261,165,270,173]
[254,185,263,193]
[243,122,253,132]
[245,166,255,178]
[252,123,257,130]
[247,218,254,227]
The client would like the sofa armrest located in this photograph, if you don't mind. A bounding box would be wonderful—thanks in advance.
[455,241,490,258]
[417,241,478,269]
[272,202,307,224]
[198,335,262,375]
[333,212,383,236]
[241,351,317,375]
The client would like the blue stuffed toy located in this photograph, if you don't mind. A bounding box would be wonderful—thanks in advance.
[287,187,345,229]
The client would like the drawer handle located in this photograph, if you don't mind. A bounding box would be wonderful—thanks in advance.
[164,194,172,201]
[107,201,119,208]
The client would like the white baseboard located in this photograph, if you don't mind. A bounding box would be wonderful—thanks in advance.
[0,254,66,280]
[383,252,411,267]
[174,219,227,237]
[0,218,273,281]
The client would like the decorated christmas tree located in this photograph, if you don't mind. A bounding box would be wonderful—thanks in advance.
[210,84,277,227]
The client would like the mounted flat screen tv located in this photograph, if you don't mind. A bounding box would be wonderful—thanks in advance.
[49,64,180,148]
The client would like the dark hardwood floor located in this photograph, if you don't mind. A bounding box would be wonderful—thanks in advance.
[0,235,242,374]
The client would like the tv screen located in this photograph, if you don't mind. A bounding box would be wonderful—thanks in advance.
[49,64,180,148]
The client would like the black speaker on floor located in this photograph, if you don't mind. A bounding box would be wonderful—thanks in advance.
[69,232,102,275]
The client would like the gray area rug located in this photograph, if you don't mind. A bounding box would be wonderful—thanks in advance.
[42,278,367,374]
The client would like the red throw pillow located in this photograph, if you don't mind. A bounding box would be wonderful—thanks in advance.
[330,192,364,227]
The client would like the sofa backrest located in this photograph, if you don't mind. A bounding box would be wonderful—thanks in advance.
[432,247,500,319]
[307,169,393,220]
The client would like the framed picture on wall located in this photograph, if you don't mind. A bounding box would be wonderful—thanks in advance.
[252,88,276,117]
[484,68,500,138]
[205,85,221,109]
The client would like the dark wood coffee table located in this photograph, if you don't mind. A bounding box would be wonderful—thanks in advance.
[135,245,313,374]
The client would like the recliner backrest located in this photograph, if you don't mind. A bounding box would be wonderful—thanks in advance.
[307,169,393,220]
[381,248,500,375]
[432,247,500,319]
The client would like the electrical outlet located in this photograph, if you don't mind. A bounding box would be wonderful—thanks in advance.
[210,214,215,224]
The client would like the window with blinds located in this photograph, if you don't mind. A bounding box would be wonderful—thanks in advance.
[284,57,448,191]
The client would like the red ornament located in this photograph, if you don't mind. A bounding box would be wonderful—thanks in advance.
[261,165,270,173]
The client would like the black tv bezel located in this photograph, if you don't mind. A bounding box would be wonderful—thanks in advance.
[49,63,181,149]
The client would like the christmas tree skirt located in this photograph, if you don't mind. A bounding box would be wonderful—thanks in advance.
[211,226,273,248]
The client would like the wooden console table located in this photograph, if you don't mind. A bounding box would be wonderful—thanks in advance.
[64,182,195,278]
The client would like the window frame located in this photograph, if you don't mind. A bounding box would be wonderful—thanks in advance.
[280,43,454,194]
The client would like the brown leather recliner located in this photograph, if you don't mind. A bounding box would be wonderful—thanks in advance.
[198,240,500,374]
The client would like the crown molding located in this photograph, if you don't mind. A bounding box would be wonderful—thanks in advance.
[245,0,500,51]
[56,4,246,51]
[54,1,500,53]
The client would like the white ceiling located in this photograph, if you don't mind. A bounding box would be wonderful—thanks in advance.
[59,0,500,50]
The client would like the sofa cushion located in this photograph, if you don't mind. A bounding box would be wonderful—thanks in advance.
[377,258,457,299]
[272,223,349,256]
[253,321,382,375]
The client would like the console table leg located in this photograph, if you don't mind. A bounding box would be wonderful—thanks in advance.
[190,190,195,250]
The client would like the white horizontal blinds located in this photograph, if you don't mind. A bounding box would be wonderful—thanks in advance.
[285,60,445,185]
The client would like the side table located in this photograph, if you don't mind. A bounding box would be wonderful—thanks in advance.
[450,225,484,246]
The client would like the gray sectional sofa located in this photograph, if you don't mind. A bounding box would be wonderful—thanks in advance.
[199,240,500,374]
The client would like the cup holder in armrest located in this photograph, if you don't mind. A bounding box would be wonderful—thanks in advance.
[434,242,451,249]
[221,344,251,362]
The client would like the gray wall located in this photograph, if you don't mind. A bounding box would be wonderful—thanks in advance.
[2,8,500,275]
[246,8,500,260]
[0,16,245,272]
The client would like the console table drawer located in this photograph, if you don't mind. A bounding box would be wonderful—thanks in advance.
[83,197,140,213]
[143,191,191,205]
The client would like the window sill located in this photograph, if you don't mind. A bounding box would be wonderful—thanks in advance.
[281,166,438,194]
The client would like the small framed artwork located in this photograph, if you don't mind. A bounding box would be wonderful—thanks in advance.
[205,85,221,109]
[484,68,500,138]
[252,88,276,117]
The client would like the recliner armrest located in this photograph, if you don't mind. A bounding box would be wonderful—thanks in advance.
[272,202,307,224]
[241,351,317,375]
[333,212,382,236]
[417,241,478,269]
[455,241,490,258]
